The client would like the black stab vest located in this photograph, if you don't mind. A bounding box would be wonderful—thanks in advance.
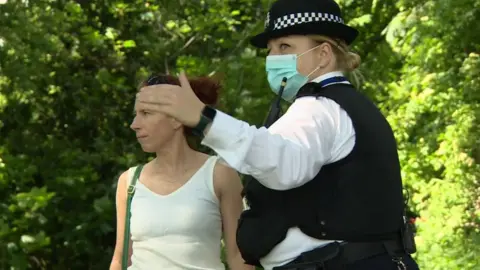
[236,82,405,266]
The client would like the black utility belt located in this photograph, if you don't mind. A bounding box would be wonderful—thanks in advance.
[273,239,405,269]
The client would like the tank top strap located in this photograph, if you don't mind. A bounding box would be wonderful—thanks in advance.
[190,155,220,202]
[126,166,138,196]
[205,155,219,172]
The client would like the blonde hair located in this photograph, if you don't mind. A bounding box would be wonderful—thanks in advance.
[308,35,364,87]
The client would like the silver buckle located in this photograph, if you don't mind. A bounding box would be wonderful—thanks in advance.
[392,257,407,270]
[127,184,136,194]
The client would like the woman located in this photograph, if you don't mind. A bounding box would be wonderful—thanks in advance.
[109,74,252,270]
[136,0,420,270]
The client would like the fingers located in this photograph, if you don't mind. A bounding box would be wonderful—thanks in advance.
[142,103,170,114]
[136,86,174,105]
[178,70,192,90]
[139,84,177,93]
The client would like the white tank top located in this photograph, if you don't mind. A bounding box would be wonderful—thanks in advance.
[127,156,225,270]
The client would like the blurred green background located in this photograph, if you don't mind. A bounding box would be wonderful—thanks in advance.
[0,0,479,269]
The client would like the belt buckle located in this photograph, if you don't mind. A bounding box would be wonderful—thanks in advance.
[392,257,407,270]
[127,184,136,194]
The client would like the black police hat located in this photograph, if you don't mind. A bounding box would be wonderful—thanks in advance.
[250,0,359,48]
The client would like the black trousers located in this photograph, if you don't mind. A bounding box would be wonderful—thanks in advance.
[273,248,420,270]
[341,253,419,270]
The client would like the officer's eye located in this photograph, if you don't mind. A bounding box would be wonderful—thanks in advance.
[279,43,290,50]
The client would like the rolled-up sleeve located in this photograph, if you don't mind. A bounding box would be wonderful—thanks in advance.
[201,96,341,190]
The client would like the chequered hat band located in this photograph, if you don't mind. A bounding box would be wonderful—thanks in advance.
[271,12,345,30]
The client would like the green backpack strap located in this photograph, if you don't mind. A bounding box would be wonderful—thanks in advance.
[122,165,144,270]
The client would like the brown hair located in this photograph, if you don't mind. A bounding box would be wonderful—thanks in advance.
[140,74,221,106]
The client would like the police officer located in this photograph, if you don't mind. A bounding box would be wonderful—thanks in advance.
[137,0,421,269]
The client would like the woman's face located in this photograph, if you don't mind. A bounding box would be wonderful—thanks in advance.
[267,35,330,78]
[130,99,181,153]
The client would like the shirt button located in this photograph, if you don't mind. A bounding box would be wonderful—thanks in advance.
[322,232,327,236]
[320,221,326,225]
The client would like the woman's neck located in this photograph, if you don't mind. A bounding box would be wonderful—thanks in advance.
[153,135,197,175]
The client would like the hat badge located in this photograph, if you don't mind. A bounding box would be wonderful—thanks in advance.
[264,12,270,29]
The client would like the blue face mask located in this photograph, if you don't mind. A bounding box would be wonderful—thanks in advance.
[266,45,321,102]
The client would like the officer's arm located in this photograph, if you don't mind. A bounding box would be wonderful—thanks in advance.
[202,96,348,190]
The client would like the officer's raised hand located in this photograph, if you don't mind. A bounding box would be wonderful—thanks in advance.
[136,70,205,128]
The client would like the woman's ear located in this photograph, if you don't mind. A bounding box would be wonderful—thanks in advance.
[169,117,183,130]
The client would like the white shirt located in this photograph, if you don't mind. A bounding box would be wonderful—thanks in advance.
[201,71,356,269]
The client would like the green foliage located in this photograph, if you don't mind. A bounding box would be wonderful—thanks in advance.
[0,0,479,269]
[384,0,480,269]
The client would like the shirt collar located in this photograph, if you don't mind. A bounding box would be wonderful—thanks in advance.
[311,71,345,83]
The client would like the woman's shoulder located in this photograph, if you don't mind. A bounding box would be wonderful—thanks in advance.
[191,151,221,169]
[116,164,146,190]
[195,151,214,161]
[198,152,233,176]
[211,158,242,197]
